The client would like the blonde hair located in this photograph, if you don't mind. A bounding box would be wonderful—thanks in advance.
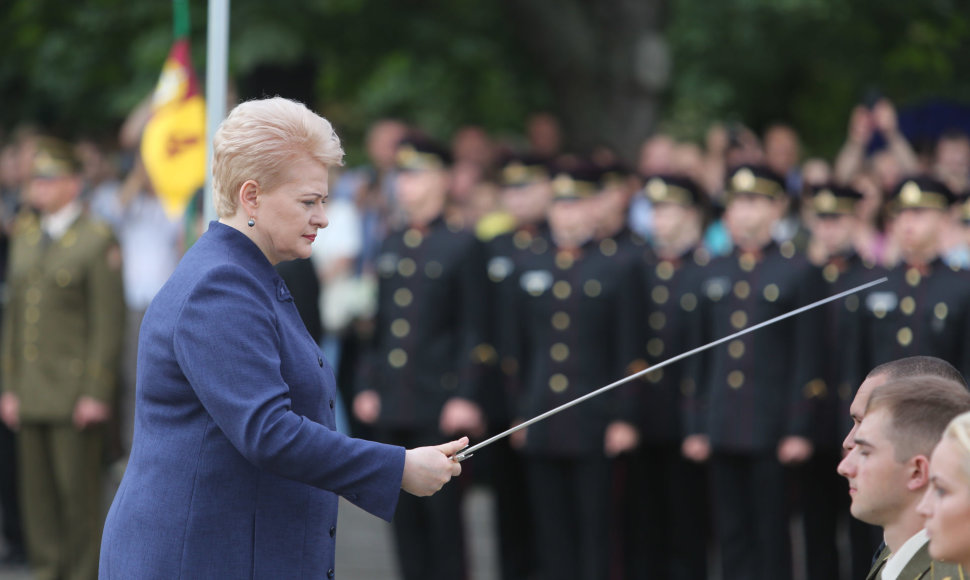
[211,97,344,218]
[944,411,970,480]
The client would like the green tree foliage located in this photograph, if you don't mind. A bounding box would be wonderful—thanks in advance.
[2,0,968,159]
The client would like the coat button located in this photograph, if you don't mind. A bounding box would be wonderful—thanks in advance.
[327,569,335,579]
[330,526,336,538]
[329,399,335,410]
[318,356,324,367]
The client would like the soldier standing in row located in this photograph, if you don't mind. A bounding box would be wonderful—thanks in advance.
[685,165,824,580]
[856,176,970,379]
[625,175,712,580]
[0,138,125,580]
[352,136,488,580]
[802,184,879,580]
[507,165,641,580]
[480,153,554,580]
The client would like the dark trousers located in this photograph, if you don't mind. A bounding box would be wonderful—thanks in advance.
[380,429,466,580]
[0,421,23,555]
[478,436,534,580]
[796,449,847,580]
[526,455,612,580]
[626,443,710,580]
[710,451,791,580]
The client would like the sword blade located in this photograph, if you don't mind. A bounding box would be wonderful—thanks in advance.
[453,276,887,461]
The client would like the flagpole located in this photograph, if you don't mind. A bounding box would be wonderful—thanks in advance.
[204,0,230,223]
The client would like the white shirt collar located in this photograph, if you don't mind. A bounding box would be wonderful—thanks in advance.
[41,200,82,240]
[881,528,929,580]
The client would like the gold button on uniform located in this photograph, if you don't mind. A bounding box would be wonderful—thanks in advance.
[56,269,72,287]
[550,343,569,362]
[552,311,570,330]
[555,251,574,270]
[649,312,666,330]
[739,254,756,272]
[763,284,779,302]
[728,371,744,389]
[25,307,40,325]
[398,258,417,277]
[583,280,601,297]
[647,369,664,383]
[823,263,839,283]
[656,261,674,280]
[780,241,795,259]
[553,281,572,300]
[734,280,750,299]
[513,231,532,250]
[935,302,949,320]
[549,374,569,393]
[728,340,745,359]
[681,293,697,312]
[388,348,408,368]
[652,286,669,304]
[897,327,913,347]
[391,319,411,338]
[731,310,748,329]
[599,238,617,257]
[900,296,915,316]
[403,229,423,248]
[905,268,921,287]
[425,261,442,279]
[804,379,827,398]
[394,288,413,307]
[647,338,664,357]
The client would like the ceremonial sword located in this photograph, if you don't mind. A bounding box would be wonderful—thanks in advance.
[453,276,887,462]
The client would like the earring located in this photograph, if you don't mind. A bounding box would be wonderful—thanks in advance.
[247,217,255,227]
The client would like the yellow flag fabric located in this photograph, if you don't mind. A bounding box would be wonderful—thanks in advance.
[141,38,206,219]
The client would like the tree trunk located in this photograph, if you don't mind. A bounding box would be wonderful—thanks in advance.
[504,0,669,163]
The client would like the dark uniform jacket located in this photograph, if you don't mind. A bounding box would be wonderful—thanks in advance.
[856,258,970,380]
[1,210,124,421]
[508,240,642,457]
[362,216,488,431]
[687,241,825,453]
[639,246,711,444]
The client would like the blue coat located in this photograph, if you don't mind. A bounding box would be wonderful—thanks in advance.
[100,222,405,579]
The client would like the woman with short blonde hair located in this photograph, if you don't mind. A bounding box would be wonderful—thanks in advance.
[917,410,970,573]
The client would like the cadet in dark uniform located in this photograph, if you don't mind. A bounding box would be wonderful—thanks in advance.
[593,162,648,263]
[856,177,970,379]
[480,153,553,580]
[803,184,880,580]
[352,136,488,580]
[0,138,125,580]
[625,175,711,580]
[508,165,641,580]
[684,165,824,580]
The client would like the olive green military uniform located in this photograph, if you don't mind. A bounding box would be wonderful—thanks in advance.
[1,209,124,580]
[867,542,966,580]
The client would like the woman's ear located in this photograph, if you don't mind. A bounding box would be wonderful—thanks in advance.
[238,179,260,214]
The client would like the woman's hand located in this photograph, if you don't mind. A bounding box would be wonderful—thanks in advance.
[401,437,468,497]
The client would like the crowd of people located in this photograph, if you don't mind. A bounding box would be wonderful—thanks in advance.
[0,93,969,580]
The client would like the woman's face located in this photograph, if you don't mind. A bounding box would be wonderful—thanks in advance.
[917,436,970,565]
[255,155,330,264]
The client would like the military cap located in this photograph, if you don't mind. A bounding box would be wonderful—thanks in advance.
[807,184,863,217]
[725,164,785,201]
[394,135,452,172]
[597,161,634,189]
[889,176,955,212]
[498,153,551,187]
[550,164,601,201]
[642,175,703,207]
[30,137,82,179]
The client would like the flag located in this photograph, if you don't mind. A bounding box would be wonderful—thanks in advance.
[141,38,206,219]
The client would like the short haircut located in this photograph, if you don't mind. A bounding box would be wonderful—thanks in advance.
[865,375,970,462]
[212,97,344,218]
[943,411,970,480]
[868,356,967,388]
